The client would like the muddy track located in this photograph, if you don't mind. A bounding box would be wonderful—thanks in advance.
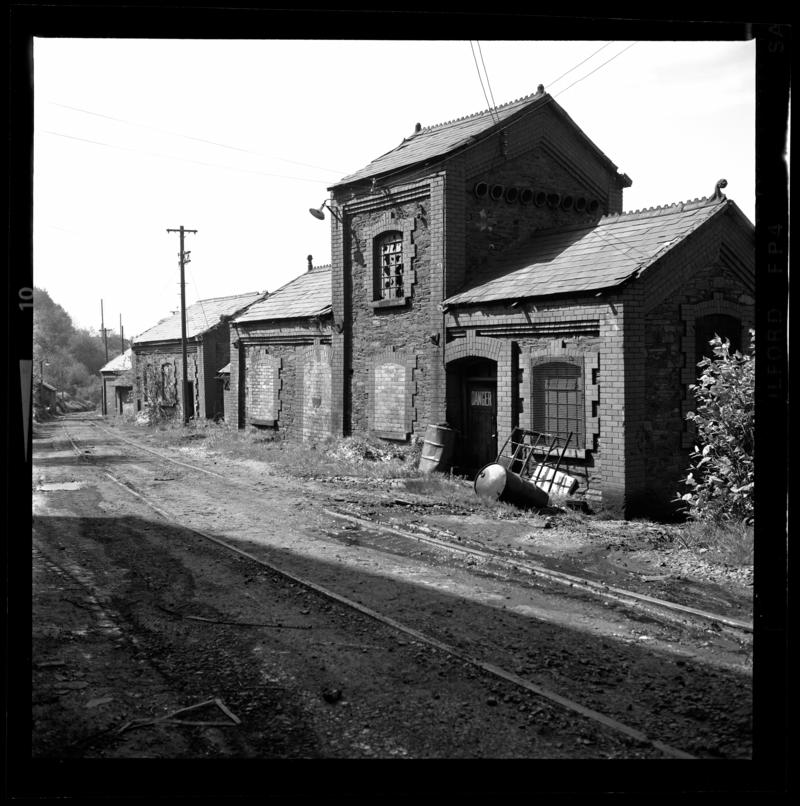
[31,416,754,760]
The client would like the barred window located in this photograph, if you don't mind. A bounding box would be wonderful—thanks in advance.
[375,231,404,301]
[531,361,585,448]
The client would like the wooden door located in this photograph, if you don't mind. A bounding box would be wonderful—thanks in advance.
[465,381,497,470]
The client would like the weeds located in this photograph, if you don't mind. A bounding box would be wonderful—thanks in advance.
[675,519,754,566]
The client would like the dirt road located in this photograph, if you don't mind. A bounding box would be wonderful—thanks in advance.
[22,414,756,789]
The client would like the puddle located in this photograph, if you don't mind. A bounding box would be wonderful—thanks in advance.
[37,482,87,492]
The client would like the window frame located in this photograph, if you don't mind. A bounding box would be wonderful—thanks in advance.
[529,358,586,450]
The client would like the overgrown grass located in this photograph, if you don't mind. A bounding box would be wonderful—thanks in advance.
[142,421,427,480]
[674,519,754,566]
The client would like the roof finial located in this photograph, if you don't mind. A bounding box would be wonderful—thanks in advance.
[414,122,422,134]
[711,178,728,201]
[537,84,545,95]
[307,254,313,272]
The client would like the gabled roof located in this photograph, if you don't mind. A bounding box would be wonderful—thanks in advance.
[134,292,264,344]
[443,197,735,307]
[332,89,621,188]
[233,265,332,323]
[100,347,132,373]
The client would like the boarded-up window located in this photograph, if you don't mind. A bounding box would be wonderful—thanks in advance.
[161,363,177,405]
[373,362,406,435]
[531,361,584,448]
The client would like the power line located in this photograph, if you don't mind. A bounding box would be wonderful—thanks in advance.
[553,42,639,98]
[37,130,335,184]
[469,41,498,124]
[544,42,613,89]
[46,101,345,174]
[476,41,498,112]
[370,42,640,192]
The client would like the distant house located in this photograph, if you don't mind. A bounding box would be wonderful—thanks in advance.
[99,348,134,417]
[228,258,332,437]
[322,86,754,517]
[40,381,57,410]
[132,292,265,421]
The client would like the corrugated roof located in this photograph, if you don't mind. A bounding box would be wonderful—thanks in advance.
[134,292,264,343]
[234,265,331,323]
[332,90,621,188]
[444,197,729,306]
[100,347,132,373]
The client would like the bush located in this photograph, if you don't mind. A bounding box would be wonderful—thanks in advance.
[676,330,754,523]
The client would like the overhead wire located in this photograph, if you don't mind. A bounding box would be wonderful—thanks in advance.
[543,41,614,90]
[366,41,640,193]
[37,129,336,184]
[475,41,499,112]
[469,41,499,124]
[552,42,639,98]
[45,101,345,174]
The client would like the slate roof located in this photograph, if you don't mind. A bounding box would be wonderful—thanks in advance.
[234,265,332,323]
[100,348,132,373]
[134,292,264,344]
[333,89,620,188]
[443,197,732,307]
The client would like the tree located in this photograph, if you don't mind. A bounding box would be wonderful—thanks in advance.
[677,330,755,522]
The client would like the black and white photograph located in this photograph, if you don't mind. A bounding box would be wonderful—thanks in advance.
[8,9,789,798]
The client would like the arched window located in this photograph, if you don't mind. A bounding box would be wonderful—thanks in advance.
[694,314,741,372]
[530,360,585,448]
[374,231,404,301]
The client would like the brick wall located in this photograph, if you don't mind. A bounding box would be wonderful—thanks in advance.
[132,342,201,421]
[445,297,618,509]
[231,317,333,439]
[638,218,754,515]
[332,179,437,440]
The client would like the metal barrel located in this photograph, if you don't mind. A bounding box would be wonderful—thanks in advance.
[474,463,549,509]
[418,424,457,473]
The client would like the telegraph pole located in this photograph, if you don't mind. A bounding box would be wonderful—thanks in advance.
[100,299,108,415]
[100,299,109,362]
[120,314,124,354]
[166,226,197,424]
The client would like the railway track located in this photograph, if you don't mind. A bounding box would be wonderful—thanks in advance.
[50,418,707,759]
[78,417,753,637]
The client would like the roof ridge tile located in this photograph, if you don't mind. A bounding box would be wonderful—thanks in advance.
[421,91,540,132]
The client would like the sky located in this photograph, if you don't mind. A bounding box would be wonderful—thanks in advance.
[32,38,756,342]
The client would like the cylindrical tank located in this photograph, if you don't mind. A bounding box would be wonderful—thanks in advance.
[474,463,549,509]
[418,424,457,474]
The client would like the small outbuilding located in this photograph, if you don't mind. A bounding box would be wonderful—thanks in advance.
[99,348,134,417]
[132,292,265,421]
[228,258,332,438]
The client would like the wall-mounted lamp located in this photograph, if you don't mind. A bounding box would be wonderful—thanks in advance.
[309,200,343,223]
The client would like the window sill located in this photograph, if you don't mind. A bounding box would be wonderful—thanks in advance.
[249,417,277,427]
[372,429,408,442]
[529,446,588,460]
[371,297,409,309]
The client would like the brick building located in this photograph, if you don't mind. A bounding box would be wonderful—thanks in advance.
[228,258,333,437]
[321,87,754,517]
[99,348,134,417]
[132,292,264,421]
